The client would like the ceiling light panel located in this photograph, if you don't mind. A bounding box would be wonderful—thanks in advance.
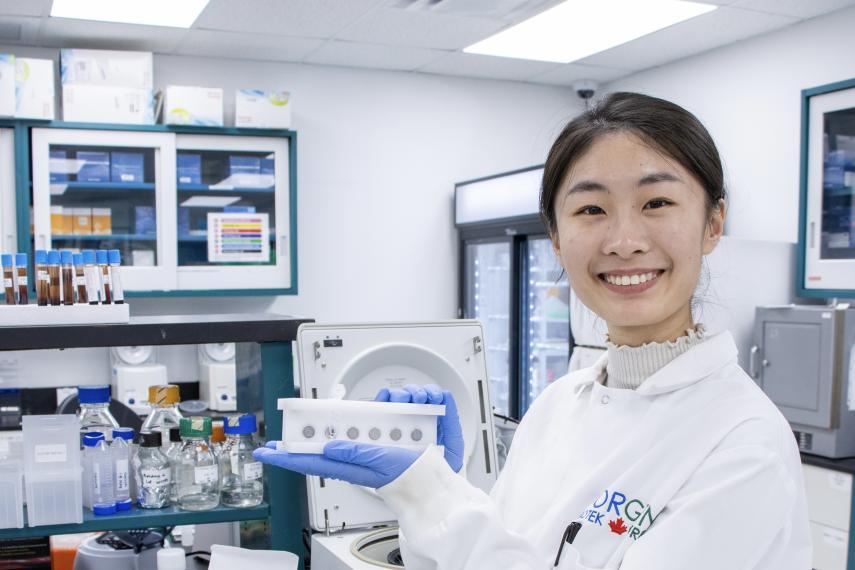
[464,0,717,63]
[51,0,210,28]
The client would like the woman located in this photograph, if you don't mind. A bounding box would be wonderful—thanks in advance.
[255,92,812,569]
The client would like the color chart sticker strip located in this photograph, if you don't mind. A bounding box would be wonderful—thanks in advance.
[207,212,270,263]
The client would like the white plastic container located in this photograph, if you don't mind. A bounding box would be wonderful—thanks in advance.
[0,463,23,529]
[277,398,444,454]
[22,414,83,526]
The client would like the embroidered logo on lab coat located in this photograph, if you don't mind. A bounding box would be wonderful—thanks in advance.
[577,488,658,540]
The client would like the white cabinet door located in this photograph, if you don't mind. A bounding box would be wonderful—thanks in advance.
[0,129,16,253]
[174,134,291,291]
[31,128,177,291]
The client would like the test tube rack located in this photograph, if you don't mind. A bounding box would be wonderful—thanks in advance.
[0,303,129,327]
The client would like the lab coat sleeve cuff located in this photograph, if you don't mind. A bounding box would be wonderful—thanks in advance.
[377,444,480,531]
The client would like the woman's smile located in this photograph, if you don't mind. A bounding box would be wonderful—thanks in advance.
[597,268,665,294]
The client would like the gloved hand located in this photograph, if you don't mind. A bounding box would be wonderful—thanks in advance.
[253,384,464,488]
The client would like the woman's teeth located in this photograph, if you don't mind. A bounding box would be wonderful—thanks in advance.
[603,271,659,286]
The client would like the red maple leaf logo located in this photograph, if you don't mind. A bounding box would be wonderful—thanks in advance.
[608,517,628,535]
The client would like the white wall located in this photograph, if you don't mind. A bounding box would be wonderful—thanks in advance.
[605,5,855,244]
[0,45,580,388]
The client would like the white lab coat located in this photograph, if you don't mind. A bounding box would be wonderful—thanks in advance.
[377,330,813,569]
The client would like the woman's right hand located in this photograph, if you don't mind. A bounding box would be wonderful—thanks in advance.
[375,383,464,473]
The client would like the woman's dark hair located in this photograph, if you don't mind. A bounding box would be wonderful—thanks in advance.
[540,92,726,235]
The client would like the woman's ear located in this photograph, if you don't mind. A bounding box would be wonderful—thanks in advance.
[702,199,726,255]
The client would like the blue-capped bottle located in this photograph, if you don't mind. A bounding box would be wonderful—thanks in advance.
[82,250,99,305]
[108,250,124,304]
[72,253,87,304]
[61,250,74,305]
[15,253,28,305]
[220,414,263,508]
[82,431,117,516]
[96,250,111,304]
[2,254,14,305]
[78,385,120,440]
[110,427,134,511]
[47,250,61,306]
[34,250,48,306]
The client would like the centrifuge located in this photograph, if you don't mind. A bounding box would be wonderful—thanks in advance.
[293,321,498,569]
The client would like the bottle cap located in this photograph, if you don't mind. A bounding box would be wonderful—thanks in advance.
[169,427,182,443]
[112,427,135,441]
[96,250,108,264]
[224,414,257,436]
[115,498,133,511]
[108,249,121,264]
[82,431,106,447]
[47,250,60,264]
[14,253,26,267]
[60,250,73,264]
[93,502,117,516]
[72,252,84,266]
[82,250,96,264]
[35,250,47,264]
[0,254,12,267]
[78,384,111,404]
[157,548,187,570]
[211,421,225,444]
[149,384,180,406]
[180,416,212,438]
[139,430,162,448]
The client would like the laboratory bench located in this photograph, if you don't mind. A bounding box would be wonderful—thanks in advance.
[0,312,313,566]
[801,453,855,570]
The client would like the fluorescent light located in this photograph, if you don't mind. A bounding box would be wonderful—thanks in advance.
[464,0,717,64]
[51,0,210,28]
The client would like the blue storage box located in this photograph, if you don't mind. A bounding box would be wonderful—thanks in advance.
[110,151,144,183]
[260,157,274,175]
[134,206,156,235]
[223,206,256,213]
[49,150,68,183]
[177,153,201,185]
[229,155,261,186]
[76,151,110,182]
[178,207,190,234]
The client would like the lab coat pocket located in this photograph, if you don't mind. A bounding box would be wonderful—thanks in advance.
[554,544,612,570]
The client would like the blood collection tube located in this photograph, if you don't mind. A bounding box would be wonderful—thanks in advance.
[73,252,87,304]
[47,250,61,306]
[2,255,14,305]
[96,250,111,304]
[15,253,28,305]
[35,250,48,306]
[61,250,74,305]
[108,250,124,304]
[83,250,100,305]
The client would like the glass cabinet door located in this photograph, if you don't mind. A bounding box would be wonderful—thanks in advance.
[463,240,512,416]
[174,135,292,291]
[522,237,570,412]
[804,86,855,291]
[31,128,177,291]
[0,129,16,253]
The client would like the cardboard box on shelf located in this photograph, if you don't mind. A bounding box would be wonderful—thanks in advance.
[163,85,223,126]
[62,84,155,125]
[235,89,291,129]
[91,208,112,235]
[51,206,65,235]
[49,149,69,183]
[15,57,54,120]
[76,151,110,183]
[71,208,92,235]
[177,153,201,185]
[0,54,14,117]
[110,151,144,183]
[60,49,153,88]
[134,206,156,235]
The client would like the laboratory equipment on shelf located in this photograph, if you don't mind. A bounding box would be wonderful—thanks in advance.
[134,430,171,509]
[74,528,173,570]
[140,384,183,449]
[111,427,134,510]
[175,417,219,511]
[78,385,120,439]
[198,343,237,412]
[294,321,498,569]
[110,346,168,415]
[82,431,117,515]
[220,414,262,508]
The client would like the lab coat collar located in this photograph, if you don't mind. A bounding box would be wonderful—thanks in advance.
[571,330,738,397]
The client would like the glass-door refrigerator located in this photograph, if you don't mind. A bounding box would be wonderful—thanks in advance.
[456,166,572,419]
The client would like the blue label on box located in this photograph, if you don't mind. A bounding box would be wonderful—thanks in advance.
[50,150,68,183]
[229,155,261,175]
[177,154,201,185]
[134,206,156,235]
[110,152,144,183]
[223,206,256,213]
[76,151,110,182]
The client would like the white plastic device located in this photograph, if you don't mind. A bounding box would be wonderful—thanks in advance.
[198,343,237,412]
[276,398,445,454]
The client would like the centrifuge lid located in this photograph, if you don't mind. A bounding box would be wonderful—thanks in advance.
[295,321,498,532]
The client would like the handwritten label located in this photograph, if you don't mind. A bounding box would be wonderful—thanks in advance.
[34,443,67,463]
[194,464,218,485]
[243,462,263,481]
[140,467,170,487]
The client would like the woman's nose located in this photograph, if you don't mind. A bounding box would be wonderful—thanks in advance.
[601,214,650,258]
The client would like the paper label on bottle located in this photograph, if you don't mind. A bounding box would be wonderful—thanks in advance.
[37,270,48,282]
[17,276,26,286]
[243,461,263,481]
[115,459,129,491]
[3,278,11,288]
[34,443,67,463]
[194,464,218,485]
[140,467,170,487]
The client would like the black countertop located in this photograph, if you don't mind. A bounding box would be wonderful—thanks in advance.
[0,313,313,351]
[801,452,855,475]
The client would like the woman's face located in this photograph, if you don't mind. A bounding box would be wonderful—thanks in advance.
[551,131,725,345]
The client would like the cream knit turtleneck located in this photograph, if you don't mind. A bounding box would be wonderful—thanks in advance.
[601,324,706,390]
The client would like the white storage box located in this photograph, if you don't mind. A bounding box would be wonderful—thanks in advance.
[163,85,223,126]
[60,48,153,88]
[15,58,54,120]
[63,84,155,125]
[0,54,14,117]
[278,398,444,454]
[0,463,23,529]
[235,89,291,129]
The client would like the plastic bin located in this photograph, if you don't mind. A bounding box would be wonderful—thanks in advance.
[0,462,23,529]
[22,415,83,526]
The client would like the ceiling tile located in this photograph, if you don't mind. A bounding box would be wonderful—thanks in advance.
[576,6,797,71]
[527,63,631,86]
[39,18,188,52]
[334,8,507,50]
[305,40,444,71]
[730,0,855,19]
[194,0,383,38]
[419,51,561,81]
[175,29,324,62]
[0,0,50,17]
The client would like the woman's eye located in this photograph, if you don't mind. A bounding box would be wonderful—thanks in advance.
[575,205,604,216]
[644,199,672,210]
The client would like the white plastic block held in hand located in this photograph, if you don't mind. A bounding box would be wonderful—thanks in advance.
[277,398,445,454]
